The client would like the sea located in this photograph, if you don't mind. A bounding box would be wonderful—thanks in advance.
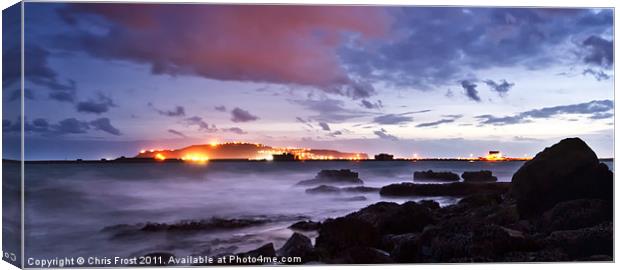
[3,160,613,263]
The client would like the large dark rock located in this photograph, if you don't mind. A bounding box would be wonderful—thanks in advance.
[380,182,510,197]
[297,169,363,186]
[543,222,612,259]
[462,170,497,182]
[289,220,321,231]
[414,170,460,181]
[511,138,613,218]
[277,233,316,262]
[541,199,612,232]
[346,201,435,235]
[314,217,380,259]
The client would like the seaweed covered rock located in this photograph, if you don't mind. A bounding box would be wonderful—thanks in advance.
[511,138,613,218]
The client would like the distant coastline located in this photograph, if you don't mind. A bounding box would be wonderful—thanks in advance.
[4,157,614,164]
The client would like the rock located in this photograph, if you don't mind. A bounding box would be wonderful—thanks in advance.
[236,243,276,258]
[341,186,380,193]
[457,193,503,208]
[277,233,317,262]
[418,200,440,210]
[511,138,613,218]
[289,220,321,231]
[543,222,612,259]
[314,217,380,259]
[305,185,380,194]
[297,169,363,186]
[461,170,497,182]
[380,182,511,197]
[334,196,367,202]
[345,201,435,235]
[380,233,417,253]
[414,170,460,181]
[305,185,341,194]
[541,199,612,231]
[329,247,394,264]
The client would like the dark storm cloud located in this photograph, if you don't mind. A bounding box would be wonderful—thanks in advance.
[360,99,383,109]
[582,35,613,68]
[416,115,463,128]
[214,106,227,112]
[57,4,391,99]
[4,44,76,92]
[374,129,398,141]
[476,99,613,125]
[341,8,613,89]
[55,118,90,134]
[222,127,247,134]
[184,116,217,132]
[582,68,610,81]
[460,80,480,102]
[231,108,259,123]
[373,110,431,125]
[168,129,187,138]
[483,79,515,96]
[295,117,314,129]
[90,118,121,136]
[76,93,116,114]
[373,114,413,125]
[148,103,186,117]
[318,122,331,131]
[49,89,76,103]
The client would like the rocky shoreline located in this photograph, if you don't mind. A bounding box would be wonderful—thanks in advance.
[260,138,613,263]
[127,137,612,265]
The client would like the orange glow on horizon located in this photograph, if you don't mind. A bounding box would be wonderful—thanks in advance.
[182,153,210,163]
[154,153,166,161]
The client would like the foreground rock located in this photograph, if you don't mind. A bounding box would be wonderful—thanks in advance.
[379,182,510,197]
[511,137,613,218]
[461,170,497,182]
[413,170,460,181]
[297,169,363,186]
[277,233,317,262]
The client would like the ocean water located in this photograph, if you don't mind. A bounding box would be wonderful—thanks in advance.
[17,160,613,262]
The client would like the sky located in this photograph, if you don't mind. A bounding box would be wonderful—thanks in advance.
[2,3,614,160]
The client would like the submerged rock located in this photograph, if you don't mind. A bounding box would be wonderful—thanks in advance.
[511,137,613,218]
[334,196,367,202]
[305,185,380,194]
[305,185,341,194]
[297,169,363,186]
[413,170,460,182]
[461,170,497,182]
[140,217,269,232]
[380,182,510,197]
